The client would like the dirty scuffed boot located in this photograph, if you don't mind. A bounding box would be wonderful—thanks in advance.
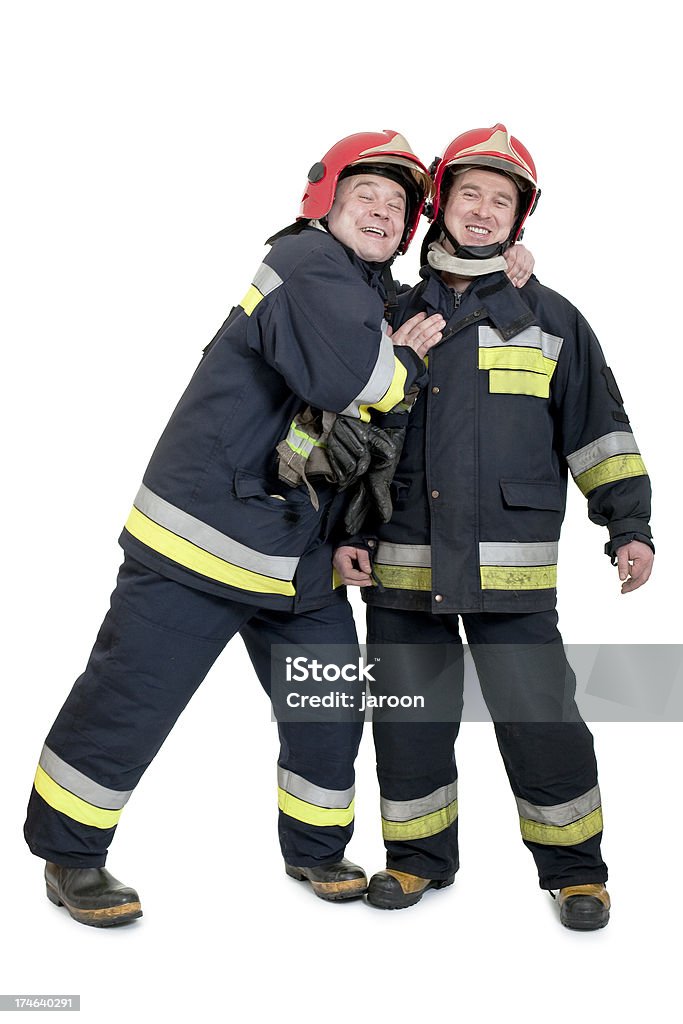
[366,869,455,910]
[45,863,142,928]
[285,858,367,901]
[557,883,610,930]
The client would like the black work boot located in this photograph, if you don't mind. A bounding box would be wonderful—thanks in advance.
[366,869,455,910]
[285,858,367,901]
[45,863,143,928]
[556,883,610,930]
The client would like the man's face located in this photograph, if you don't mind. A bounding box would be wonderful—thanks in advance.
[442,167,518,249]
[326,173,407,262]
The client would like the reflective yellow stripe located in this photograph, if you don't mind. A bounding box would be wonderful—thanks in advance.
[240,285,264,316]
[520,807,603,846]
[478,346,557,377]
[332,567,344,589]
[489,369,550,398]
[359,358,408,421]
[277,788,354,827]
[480,564,557,590]
[480,346,558,399]
[382,800,458,841]
[374,564,433,591]
[34,766,122,830]
[125,507,296,596]
[574,454,648,496]
[286,421,325,457]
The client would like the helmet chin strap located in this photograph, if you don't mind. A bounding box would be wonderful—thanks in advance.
[428,211,511,277]
[427,239,507,278]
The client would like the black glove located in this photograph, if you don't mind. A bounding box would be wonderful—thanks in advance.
[326,417,374,489]
[344,426,406,534]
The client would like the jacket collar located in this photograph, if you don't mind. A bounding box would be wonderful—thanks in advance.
[418,264,537,341]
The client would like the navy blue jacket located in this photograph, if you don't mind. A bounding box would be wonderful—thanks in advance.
[120,226,424,612]
[366,266,652,614]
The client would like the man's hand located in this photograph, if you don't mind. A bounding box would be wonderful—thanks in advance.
[390,311,445,359]
[504,244,534,288]
[333,546,374,587]
[616,540,654,594]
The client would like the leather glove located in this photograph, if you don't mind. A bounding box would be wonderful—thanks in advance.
[344,426,406,534]
[326,417,374,489]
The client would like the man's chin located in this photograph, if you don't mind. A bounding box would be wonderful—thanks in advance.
[355,245,395,263]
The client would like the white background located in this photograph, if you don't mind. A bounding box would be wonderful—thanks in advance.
[1,1,678,1021]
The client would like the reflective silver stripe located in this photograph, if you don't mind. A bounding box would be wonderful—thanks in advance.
[277,767,354,809]
[39,745,132,811]
[479,541,558,566]
[252,263,283,298]
[516,785,601,826]
[340,321,396,418]
[381,781,458,822]
[375,542,432,568]
[566,431,641,478]
[134,484,299,581]
[285,423,317,459]
[479,325,564,362]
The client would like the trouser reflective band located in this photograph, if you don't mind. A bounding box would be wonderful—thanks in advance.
[516,785,603,846]
[33,745,131,830]
[480,541,558,591]
[277,768,355,828]
[381,782,458,841]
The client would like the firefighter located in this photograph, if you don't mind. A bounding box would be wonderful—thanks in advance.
[334,124,654,929]
[23,130,449,926]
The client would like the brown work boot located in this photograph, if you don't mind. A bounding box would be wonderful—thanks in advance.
[45,863,142,928]
[366,869,455,910]
[556,883,610,930]
[285,858,367,901]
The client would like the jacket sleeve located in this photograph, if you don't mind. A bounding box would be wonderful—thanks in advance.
[551,303,653,556]
[243,245,426,420]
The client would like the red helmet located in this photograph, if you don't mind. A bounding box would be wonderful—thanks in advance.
[429,123,540,242]
[299,130,432,254]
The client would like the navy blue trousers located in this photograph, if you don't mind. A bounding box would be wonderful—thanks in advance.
[25,557,362,868]
[367,606,607,890]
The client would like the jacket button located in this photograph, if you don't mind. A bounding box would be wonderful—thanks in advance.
[431,489,440,499]
[432,385,440,394]
[367,539,376,549]
[434,594,444,603]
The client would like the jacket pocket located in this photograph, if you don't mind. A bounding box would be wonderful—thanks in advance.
[233,467,313,511]
[478,326,563,399]
[488,369,550,398]
[231,467,324,562]
[500,479,565,512]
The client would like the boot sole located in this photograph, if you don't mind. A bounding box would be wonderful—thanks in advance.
[285,866,367,901]
[46,883,143,927]
[560,908,610,931]
[367,874,455,910]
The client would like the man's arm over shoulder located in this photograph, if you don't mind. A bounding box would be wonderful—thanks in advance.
[245,232,425,418]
